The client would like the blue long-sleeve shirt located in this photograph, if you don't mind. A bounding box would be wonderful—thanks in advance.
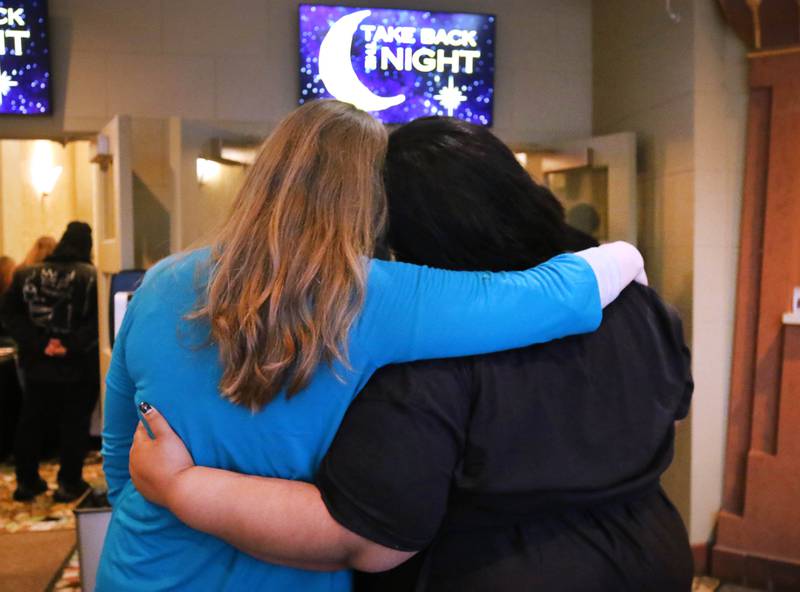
[98,248,601,591]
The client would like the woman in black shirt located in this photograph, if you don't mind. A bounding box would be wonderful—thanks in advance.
[129,117,692,591]
[319,118,693,591]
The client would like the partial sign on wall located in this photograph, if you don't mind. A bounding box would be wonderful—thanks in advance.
[0,1,52,115]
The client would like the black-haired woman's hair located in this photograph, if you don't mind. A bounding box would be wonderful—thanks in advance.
[383,117,596,272]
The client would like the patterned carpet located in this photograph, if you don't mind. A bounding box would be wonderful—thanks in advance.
[0,456,761,592]
[0,451,105,534]
[0,453,105,591]
[54,550,81,591]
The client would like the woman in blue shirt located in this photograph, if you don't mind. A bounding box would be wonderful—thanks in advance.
[98,100,643,591]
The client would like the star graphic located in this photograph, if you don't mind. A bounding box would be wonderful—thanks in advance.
[433,75,467,117]
[0,68,18,106]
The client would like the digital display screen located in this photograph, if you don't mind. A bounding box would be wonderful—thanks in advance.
[299,4,495,125]
[0,1,51,116]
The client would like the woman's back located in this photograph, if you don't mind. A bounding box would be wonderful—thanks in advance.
[99,249,356,590]
[99,244,618,591]
[316,283,694,591]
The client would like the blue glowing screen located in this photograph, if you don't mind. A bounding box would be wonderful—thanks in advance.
[299,4,495,125]
[0,1,51,116]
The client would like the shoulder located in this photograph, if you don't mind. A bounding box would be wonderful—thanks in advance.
[13,264,43,286]
[139,248,212,291]
[129,248,212,314]
[21,262,44,274]
[73,262,96,279]
[626,283,684,326]
[365,257,421,287]
[606,282,664,315]
[13,265,35,281]
[604,283,689,352]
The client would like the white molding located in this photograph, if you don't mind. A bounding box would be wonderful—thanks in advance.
[783,312,800,326]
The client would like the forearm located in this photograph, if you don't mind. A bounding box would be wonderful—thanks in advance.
[168,467,404,572]
[371,242,645,366]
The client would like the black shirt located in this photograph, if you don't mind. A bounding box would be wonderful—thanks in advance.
[317,284,694,591]
[0,260,98,382]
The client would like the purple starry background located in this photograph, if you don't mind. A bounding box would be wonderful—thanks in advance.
[0,0,51,115]
[299,4,495,125]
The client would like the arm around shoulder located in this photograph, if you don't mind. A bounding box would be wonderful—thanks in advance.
[363,241,644,366]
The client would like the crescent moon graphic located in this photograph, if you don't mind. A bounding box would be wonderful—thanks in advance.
[318,10,406,112]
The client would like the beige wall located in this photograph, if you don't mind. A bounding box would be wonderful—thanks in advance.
[73,141,94,223]
[170,119,248,250]
[593,0,696,524]
[0,0,592,146]
[0,140,93,262]
[593,0,748,544]
[690,0,747,544]
[130,118,172,268]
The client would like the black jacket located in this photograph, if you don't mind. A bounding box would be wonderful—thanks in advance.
[0,258,98,383]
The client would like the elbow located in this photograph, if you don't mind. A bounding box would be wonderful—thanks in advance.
[347,546,416,573]
[348,555,401,574]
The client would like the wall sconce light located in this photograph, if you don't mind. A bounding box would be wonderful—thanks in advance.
[30,140,63,198]
[196,157,221,185]
[220,144,257,165]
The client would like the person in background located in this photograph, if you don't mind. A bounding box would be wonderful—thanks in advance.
[0,255,22,462]
[20,235,57,269]
[18,236,59,459]
[0,222,99,502]
[129,118,692,591]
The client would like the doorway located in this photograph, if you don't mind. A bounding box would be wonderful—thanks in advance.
[512,132,638,246]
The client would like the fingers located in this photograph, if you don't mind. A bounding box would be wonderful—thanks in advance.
[138,401,171,439]
[138,401,155,416]
[133,421,148,444]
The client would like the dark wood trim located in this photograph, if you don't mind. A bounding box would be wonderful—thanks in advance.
[714,47,800,582]
[692,543,710,576]
[747,53,800,455]
[717,0,800,49]
[720,86,771,514]
[748,44,800,58]
[712,546,800,591]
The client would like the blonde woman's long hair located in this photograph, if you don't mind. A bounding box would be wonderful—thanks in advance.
[21,235,56,267]
[193,100,388,411]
